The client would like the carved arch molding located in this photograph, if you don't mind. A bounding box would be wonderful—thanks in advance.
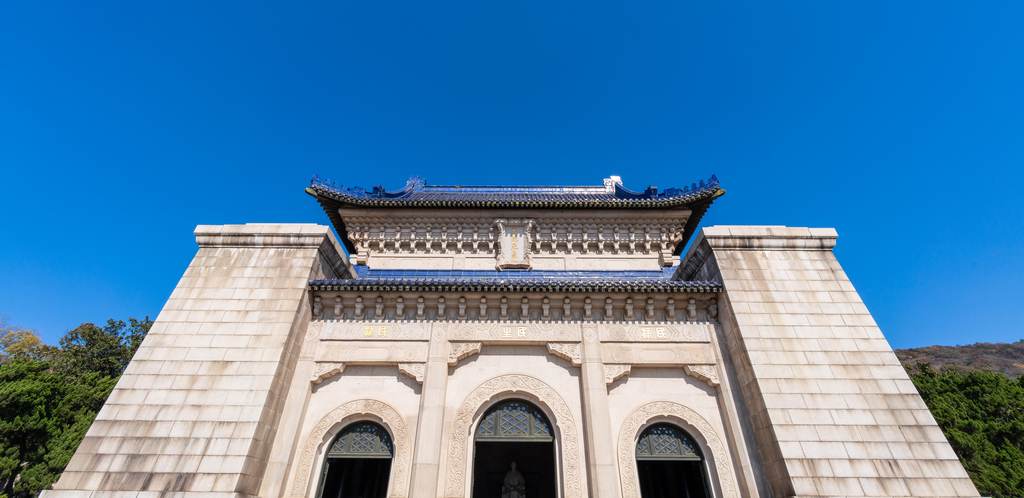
[445,374,582,498]
[617,401,739,498]
[292,399,411,498]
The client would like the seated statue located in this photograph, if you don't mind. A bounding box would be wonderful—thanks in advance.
[501,461,526,498]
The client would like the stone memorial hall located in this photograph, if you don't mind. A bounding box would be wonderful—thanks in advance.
[45,174,979,498]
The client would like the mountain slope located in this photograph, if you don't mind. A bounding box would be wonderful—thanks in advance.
[895,340,1024,378]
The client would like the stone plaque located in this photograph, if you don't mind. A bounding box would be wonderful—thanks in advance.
[322,321,431,341]
[599,322,711,343]
[316,341,429,363]
[449,321,582,343]
[599,343,715,365]
[495,219,535,270]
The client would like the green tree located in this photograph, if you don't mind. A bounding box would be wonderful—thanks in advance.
[1,329,59,362]
[908,362,1024,497]
[55,317,151,377]
[0,315,150,497]
[0,360,60,496]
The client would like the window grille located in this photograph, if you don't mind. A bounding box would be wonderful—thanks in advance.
[635,424,701,461]
[476,400,553,442]
[327,422,393,459]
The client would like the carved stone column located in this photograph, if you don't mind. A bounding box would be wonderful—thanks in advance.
[408,324,451,498]
[580,325,621,498]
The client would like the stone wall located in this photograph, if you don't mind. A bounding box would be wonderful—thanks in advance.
[679,226,978,498]
[45,224,350,498]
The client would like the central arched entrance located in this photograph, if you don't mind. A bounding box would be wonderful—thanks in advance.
[635,424,710,498]
[317,422,393,498]
[472,399,557,498]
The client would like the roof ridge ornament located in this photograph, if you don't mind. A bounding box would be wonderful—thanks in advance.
[603,175,623,193]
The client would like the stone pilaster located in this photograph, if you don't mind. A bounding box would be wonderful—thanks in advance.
[408,325,451,498]
[679,226,978,498]
[44,224,350,498]
[580,325,621,498]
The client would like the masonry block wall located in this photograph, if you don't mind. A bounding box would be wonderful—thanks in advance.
[678,226,977,498]
[46,224,350,498]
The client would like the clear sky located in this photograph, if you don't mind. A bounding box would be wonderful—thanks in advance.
[1,1,1022,349]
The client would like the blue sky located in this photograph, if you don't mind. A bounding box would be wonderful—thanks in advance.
[1,1,1022,349]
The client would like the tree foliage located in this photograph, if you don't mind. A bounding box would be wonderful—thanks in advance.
[0,316,149,497]
[55,318,150,377]
[908,362,1024,497]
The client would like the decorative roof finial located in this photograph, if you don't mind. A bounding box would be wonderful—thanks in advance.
[603,175,623,193]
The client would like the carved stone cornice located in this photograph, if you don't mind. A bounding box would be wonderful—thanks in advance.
[311,362,344,384]
[605,364,631,385]
[546,342,582,366]
[447,342,482,366]
[308,290,721,323]
[398,363,425,384]
[683,364,720,387]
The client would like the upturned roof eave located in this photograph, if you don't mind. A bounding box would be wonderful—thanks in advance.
[306,180,726,256]
[307,278,722,293]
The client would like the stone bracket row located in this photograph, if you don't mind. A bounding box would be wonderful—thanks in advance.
[310,339,719,388]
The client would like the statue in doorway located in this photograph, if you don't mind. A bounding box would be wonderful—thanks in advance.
[502,461,526,498]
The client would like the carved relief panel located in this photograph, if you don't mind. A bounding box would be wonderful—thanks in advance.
[494,219,535,270]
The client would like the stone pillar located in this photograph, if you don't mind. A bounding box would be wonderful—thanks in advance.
[44,224,351,498]
[580,326,621,498]
[678,226,978,498]
[409,325,450,498]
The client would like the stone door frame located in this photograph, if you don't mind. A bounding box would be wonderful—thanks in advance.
[444,374,583,498]
[617,401,738,498]
[291,399,412,498]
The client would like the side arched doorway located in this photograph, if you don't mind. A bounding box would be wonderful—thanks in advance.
[635,424,710,498]
[472,400,556,498]
[317,422,394,498]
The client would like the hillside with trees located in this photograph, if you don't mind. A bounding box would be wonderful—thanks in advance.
[896,340,1024,378]
[0,315,150,497]
[1,314,1022,497]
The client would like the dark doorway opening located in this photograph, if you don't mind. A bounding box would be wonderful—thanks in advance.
[317,422,393,498]
[635,423,710,498]
[319,458,392,498]
[637,460,708,498]
[472,441,556,498]
[471,400,557,498]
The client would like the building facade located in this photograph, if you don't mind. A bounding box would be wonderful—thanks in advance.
[44,175,979,498]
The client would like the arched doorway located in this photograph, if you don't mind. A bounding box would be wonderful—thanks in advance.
[472,399,557,498]
[635,424,710,498]
[317,422,393,498]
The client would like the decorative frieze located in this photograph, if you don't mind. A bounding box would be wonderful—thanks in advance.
[598,322,712,343]
[338,212,691,268]
[321,321,431,341]
[450,321,581,343]
[309,291,720,323]
[315,342,429,364]
[600,343,715,366]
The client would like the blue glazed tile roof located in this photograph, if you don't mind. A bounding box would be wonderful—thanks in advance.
[352,266,676,280]
[307,174,724,257]
[307,174,721,208]
[308,277,721,293]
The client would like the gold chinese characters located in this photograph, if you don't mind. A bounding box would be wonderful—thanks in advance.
[501,326,528,338]
[639,327,667,339]
[363,326,389,337]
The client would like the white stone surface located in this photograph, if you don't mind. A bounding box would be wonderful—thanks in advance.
[679,225,979,498]
[46,224,349,498]
[47,221,981,498]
